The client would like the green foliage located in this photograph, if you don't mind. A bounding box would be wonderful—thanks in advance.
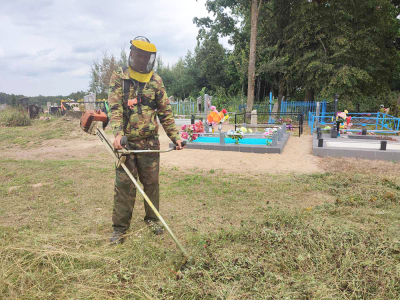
[337,91,400,113]
[285,0,400,99]
[89,50,127,99]
[0,93,24,106]
[0,107,31,127]
[192,0,400,107]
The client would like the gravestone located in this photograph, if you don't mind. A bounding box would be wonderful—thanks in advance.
[84,93,96,111]
[250,110,257,131]
[204,94,212,132]
[197,96,202,113]
[18,97,29,111]
[315,102,321,126]
[28,104,40,119]
[272,102,279,113]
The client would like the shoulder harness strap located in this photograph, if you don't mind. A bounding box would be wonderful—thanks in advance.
[122,70,131,134]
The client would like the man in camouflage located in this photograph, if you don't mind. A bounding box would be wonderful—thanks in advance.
[108,37,184,244]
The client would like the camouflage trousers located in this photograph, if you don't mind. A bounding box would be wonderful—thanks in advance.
[112,136,160,233]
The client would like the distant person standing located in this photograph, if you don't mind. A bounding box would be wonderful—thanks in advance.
[107,36,185,244]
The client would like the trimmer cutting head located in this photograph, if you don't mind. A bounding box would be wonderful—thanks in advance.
[179,256,195,271]
[80,110,109,133]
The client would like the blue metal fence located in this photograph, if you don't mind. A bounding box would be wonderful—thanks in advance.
[281,100,328,116]
[170,100,197,116]
[239,100,328,119]
[308,112,400,134]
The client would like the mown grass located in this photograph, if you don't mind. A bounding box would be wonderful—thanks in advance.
[0,115,81,149]
[0,151,399,299]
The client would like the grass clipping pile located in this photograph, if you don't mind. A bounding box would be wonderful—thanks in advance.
[0,117,399,299]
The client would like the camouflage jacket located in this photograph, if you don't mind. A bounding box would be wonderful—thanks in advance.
[107,67,180,144]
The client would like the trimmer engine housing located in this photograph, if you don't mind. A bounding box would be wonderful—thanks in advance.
[80,110,109,132]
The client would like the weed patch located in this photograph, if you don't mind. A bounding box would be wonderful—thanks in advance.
[0,107,31,127]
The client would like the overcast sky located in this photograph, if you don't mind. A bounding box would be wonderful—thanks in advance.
[0,0,222,97]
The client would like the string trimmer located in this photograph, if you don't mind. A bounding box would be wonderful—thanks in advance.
[80,109,193,269]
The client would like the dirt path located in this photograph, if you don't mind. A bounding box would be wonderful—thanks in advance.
[159,126,323,175]
[2,121,324,175]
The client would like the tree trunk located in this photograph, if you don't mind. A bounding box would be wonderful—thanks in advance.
[246,0,262,113]
[256,76,261,102]
[304,89,314,102]
[278,75,285,114]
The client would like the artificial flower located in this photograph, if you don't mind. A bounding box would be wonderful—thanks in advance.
[226,128,244,144]
[181,124,187,131]
[207,111,220,124]
[180,120,204,141]
[206,107,228,126]
[210,105,216,111]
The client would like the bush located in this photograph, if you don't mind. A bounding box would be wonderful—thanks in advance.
[0,107,32,127]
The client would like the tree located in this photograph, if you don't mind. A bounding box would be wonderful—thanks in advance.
[195,34,229,91]
[194,0,268,109]
[68,90,87,100]
[89,49,128,99]
[285,0,400,103]
[246,0,263,113]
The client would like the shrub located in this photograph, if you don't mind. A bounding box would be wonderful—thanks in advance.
[0,107,32,127]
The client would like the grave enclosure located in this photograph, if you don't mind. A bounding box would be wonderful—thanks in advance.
[311,110,400,161]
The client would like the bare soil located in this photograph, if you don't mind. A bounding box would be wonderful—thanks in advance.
[2,121,324,175]
[158,125,323,175]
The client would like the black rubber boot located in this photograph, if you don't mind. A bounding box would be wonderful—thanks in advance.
[145,220,164,235]
[109,231,125,245]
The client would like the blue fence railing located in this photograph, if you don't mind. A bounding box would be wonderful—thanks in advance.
[308,112,400,134]
[281,100,328,116]
[239,100,328,120]
[170,101,197,116]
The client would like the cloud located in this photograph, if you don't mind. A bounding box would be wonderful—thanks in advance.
[72,43,102,54]
[0,0,212,96]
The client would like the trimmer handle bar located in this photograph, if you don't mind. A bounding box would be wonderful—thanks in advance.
[120,136,186,153]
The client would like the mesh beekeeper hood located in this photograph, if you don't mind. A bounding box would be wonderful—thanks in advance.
[128,36,157,83]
